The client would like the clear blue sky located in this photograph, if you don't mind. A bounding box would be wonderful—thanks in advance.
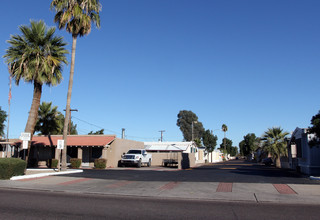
[1,0,319,148]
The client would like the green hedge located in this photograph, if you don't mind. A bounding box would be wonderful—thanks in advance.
[48,159,58,168]
[94,158,107,169]
[70,158,81,169]
[0,158,27,179]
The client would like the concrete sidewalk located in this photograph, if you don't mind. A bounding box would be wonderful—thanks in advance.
[1,169,320,205]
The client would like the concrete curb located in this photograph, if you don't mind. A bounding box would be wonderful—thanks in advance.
[10,169,83,181]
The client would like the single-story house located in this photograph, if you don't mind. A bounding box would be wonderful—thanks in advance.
[15,135,144,168]
[287,127,320,175]
[0,140,17,158]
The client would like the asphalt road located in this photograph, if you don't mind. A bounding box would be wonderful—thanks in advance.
[1,188,320,220]
[61,160,318,184]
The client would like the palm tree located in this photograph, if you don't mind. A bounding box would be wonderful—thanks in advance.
[3,20,68,163]
[50,0,101,170]
[35,102,64,135]
[222,124,228,153]
[262,127,289,168]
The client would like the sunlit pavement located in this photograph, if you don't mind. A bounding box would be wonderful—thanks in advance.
[1,160,320,205]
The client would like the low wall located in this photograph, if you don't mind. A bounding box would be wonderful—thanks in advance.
[149,152,196,169]
[149,152,179,166]
[180,153,196,169]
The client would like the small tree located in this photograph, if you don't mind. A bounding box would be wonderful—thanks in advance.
[220,138,233,155]
[88,129,104,135]
[221,124,228,153]
[35,102,78,135]
[35,102,64,135]
[308,110,320,146]
[239,133,259,156]
[262,127,289,168]
[202,129,218,160]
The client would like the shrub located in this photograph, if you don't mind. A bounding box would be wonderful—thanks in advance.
[48,159,58,168]
[0,158,26,179]
[70,158,82,169]
[94,158,107,169]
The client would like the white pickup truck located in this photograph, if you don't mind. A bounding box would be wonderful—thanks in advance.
[119,149,152,168]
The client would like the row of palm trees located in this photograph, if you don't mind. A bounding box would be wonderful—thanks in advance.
[3,0,102,170]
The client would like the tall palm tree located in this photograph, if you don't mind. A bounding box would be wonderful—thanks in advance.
[35,102,64,135]
[222,124,228,153]
[50,0,101,170]
[3,20,68,163]
[262,127,289,168]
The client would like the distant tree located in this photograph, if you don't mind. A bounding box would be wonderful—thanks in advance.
[0,107,7,137]
[88,129,104,135]
[221,124,228,152]
[230,146,238,157]
[193,138,202,148]
[220,138,233,155]
[35,102,77,135]
[35,102,63,135]
[177,110,205,141]
[262,127,289,168]
[308,110,320,146]
[68,121,78,135]
[239,133,259,156]
[202,129,218,153]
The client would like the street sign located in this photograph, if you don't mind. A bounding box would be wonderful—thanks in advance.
[20,132,31,141]
[57,140,64,150]
[22,140,28,149]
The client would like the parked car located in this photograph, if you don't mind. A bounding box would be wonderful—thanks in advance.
[262,157,273,166]
[119,149,152,168]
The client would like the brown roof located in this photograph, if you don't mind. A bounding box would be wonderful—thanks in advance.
[26,135,116,147]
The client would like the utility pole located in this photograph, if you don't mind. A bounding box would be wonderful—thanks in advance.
[159,130,165,142]
[122,128,125,139]
[63,108,78,135]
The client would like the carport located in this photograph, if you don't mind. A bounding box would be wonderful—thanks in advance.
[144,142,197,169]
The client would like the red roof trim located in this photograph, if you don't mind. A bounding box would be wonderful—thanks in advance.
[25,135,116,147]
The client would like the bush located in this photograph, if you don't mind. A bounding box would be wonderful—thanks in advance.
[0,158,26,179]
[94,158,107,169]
[48,159,58,168]
[70,158,81,169]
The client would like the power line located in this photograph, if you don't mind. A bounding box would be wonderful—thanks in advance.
[72,116,120,135]
[72,116,181,141]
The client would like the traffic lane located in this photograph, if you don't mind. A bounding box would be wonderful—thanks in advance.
[60,162,319,184]
[1,188,320,220]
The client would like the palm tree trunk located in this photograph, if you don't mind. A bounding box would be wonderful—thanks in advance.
[61,35,77,171]
[24,82,42,166]
[276,156,281,168]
